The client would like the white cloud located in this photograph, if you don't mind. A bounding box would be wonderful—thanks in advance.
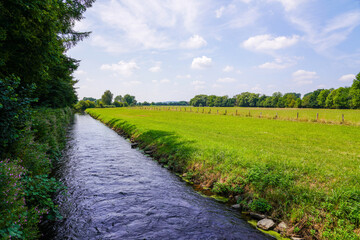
[227,8,260,28]
[338,74,355,82]
[152,80,158,83]
[160,78,171,83]
[289,10,360,52]
[191,80,206,90]
[181,35,207,49]
[215,6,225,18]
[100,60,139,76]
[217,77,236,83]
[124,80,142,86]
[223,66,234,72]
[251,84,263,93]
[243,34,299,51]
[74,70,86,75]
[94,0,206,51]
[292,70,318,85]
[212,83,222,88]
[191,80,205,85]
[268,0,308,11]
[176,74,191,79]
[191,56,213,69]
[149,62,162,72]
[258,57,297,69]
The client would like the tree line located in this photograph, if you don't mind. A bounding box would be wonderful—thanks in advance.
[190,73,360,109]
[75,90,188,111]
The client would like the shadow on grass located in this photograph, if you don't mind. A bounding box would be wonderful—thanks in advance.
[107,118,196,172]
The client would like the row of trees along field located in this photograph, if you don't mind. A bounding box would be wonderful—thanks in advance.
[75,90,189,111]
[190,73,360,109]
[1,0,94,239]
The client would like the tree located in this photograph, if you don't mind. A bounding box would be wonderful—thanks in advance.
[333,87,350,109]
[190,95,208,107]
[114,95,123,102]
[123,94,137,106]
[350,73,360,109]
[83,97,96,102]
[317,89,331,108]
[0,0,95,108]
[101,90,113,105]
[113,101,123,107]
[270,92,282,107]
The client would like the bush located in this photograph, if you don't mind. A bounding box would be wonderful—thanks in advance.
[249,198,272,213]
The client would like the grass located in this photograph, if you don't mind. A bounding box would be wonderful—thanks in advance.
[86,107,360,239]
[136,106,360,125]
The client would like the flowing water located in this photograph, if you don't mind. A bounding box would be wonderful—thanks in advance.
[44,114,273,239]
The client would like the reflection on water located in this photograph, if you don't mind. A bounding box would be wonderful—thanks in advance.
[43,114,272,240]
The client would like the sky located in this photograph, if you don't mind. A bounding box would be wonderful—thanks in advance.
[69,0,360,102]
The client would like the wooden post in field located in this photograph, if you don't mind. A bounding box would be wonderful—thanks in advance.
[217,109,219,114]
[248,110,251,117]
[185,108,186,112]
[190,108,192,112]
[236,109,238,116]
[276,112,278,119]
[297,112,299,120]
[202,108,204,113]
[197,108,199,113]
[316,113,319,121]
[225,110,227,115]
[342,114,344,123]
[209,109,211,114]
[260,112,262,118]
[176,107,177,111]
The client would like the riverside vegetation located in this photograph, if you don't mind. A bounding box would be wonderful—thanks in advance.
[1,1,94,239]
[87,107,360,240]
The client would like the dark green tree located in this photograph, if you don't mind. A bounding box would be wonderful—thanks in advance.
[190,94,208,107]
[114,95,123,102]
[123,94,137,106]
[101,90,113,105]
[350,73,360,109]
[317,89,331,108]
[0,0,95,107]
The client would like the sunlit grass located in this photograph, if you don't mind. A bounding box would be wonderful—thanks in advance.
[135,106,360,125]
[87,107,360,239]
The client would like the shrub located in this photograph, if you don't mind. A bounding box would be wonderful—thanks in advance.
[249,198,272,213]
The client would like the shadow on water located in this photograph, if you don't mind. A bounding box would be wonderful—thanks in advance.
[42,114,274,240]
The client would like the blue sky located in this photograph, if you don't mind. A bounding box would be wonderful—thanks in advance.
[69,0,360,102]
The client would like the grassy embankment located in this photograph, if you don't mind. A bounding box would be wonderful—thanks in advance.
[0,108,72,239]
[87,108,360,240]
[136,106,360,125]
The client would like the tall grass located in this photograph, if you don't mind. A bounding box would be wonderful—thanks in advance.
[87,108,360,239]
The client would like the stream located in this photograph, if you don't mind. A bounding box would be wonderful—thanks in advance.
[43,114,273,239]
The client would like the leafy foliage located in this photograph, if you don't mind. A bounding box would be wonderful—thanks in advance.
[0,76,36,153]
[101,90,113,105]
[0,0,95,108]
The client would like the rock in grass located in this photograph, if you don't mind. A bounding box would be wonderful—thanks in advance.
[275,221,288,232]
[257,218,275,230]
[131,142,138,148]
[231,204,241,209]
[250,212,266,220]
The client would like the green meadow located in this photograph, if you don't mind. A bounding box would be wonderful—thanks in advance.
[87,107,360,239]
[137,106,360,125]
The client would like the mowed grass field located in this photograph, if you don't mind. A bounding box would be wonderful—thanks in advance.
[87,108,360,239]
[136,106,360,125]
